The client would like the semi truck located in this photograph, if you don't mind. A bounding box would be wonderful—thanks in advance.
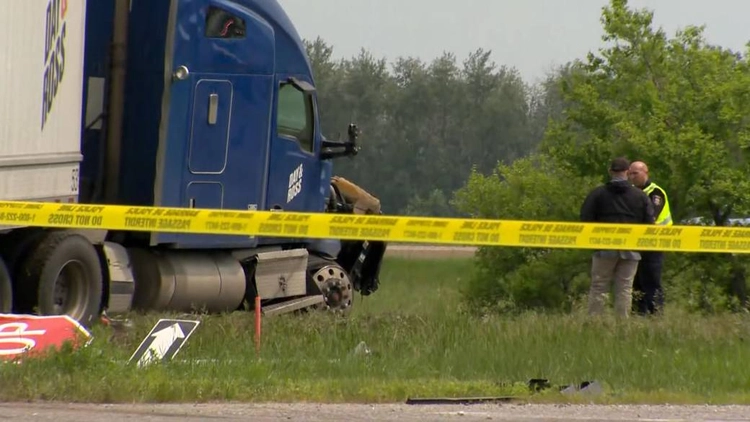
[0,0,387,326]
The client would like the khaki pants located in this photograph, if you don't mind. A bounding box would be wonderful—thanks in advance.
[588,255,639,318]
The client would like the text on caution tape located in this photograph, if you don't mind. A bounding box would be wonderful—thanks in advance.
[0,201,748,254]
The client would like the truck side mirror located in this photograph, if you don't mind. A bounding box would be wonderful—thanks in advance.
[321,123,361,160]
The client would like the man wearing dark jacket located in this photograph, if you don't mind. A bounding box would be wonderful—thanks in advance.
[580,157,655,318]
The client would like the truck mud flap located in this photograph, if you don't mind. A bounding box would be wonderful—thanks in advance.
[336,239,387,296]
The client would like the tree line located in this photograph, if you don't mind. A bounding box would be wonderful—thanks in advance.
[305,39,564,217]
[307,0,750,314]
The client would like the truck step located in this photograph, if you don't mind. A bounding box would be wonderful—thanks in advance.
[261,295,325,317]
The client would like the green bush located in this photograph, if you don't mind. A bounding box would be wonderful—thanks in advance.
[663,253,750,314]
[450,153,750,315]
[453,155,599,314]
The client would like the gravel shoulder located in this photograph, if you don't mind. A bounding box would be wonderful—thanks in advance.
[384,245,478,259]
[3,402,750,422]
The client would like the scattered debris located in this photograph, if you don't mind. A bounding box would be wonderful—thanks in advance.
[560,380,604,395]
[0,314,93,362]
[99,312,134,331]
[352,340,371,356]
[527,378,604,396]
[528,378,551,392]
[405,396,518,405]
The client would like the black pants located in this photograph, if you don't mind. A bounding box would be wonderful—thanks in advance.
[633,252,664,315]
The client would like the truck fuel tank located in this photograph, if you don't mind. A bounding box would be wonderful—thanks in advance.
[127,248,247,313]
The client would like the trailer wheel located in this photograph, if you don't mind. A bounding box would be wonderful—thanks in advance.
[19,231,103,326]
[0,258,11,313]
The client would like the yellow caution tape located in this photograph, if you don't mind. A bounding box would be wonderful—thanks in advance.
[0,200,748,253]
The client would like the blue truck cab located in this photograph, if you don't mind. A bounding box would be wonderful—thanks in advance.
[83,0,346,247]
[1,0,388,323]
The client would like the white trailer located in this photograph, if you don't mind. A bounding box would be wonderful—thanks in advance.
[0,0,85,203]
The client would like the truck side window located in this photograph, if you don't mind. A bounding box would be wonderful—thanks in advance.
[205,6,246,38]
[277,83,314,152]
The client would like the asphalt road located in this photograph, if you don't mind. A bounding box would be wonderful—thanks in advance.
[2,403,750,422]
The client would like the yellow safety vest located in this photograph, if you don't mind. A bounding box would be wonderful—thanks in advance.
[643,182,672,226]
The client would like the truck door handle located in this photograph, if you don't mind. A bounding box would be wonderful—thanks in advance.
[207,93,218,125]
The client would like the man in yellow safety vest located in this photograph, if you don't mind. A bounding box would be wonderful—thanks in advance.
[628,160,671,315]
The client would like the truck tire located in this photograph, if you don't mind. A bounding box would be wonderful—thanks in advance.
[0,228,47,276]
[18,231,103,326]
[0,258,11,313]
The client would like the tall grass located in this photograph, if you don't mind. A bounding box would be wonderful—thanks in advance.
[1,256,749,403]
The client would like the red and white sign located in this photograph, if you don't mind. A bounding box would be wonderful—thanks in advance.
[0,314,92,361]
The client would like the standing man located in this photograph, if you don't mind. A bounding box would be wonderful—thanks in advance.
[628,160,671,315]
[580,157,655,318]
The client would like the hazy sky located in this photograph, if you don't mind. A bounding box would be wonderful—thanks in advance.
[277,0,750,83]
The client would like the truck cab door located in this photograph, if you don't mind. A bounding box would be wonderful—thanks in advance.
[151,1,275,248]
[264,76,325,215]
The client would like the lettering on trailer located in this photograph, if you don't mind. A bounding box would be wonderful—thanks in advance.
[128,319,200,367]
[287,164,303,203]
[41,0,68,130]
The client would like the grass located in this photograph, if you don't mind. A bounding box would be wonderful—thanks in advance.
[2,256,750,404]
